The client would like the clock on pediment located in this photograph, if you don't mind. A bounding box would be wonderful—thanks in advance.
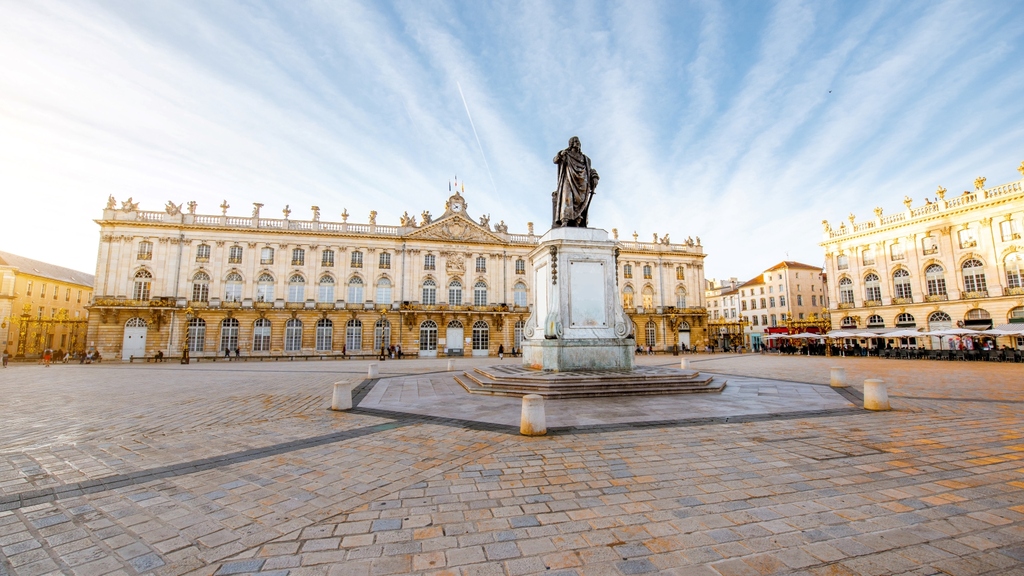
[445,191,467,215]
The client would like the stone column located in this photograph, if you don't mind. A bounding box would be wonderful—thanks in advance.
[520,394,546,436]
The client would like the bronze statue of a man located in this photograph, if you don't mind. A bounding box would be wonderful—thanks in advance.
[552,136,599,228]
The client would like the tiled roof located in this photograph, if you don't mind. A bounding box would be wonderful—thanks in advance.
[0,251,94,287]
[765,261,822,272]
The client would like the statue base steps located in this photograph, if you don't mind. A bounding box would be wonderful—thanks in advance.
[454,365,726,399]
[521,338,635,371]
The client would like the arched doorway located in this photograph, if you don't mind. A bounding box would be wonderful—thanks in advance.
[928,311,952,349]
[419,321,438,358]
[446,320,464,356]
[122,317,148,360]
[677,321,691,349]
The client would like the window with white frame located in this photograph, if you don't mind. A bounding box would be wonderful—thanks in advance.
[133,270,152,300]
[422,279,437,305]
[922,235,938,255]
[645,321,656,347]
[318,275,335,302]
[1001,220,1020,241]
[379,252,391,269]
[513,282,527,307]
[347,276,364,303]
[839,277,854,304]
[253,319,271,351]
[195,244,211,262]
[191,272,210,302]
[220,318,239,352]
[515,258,525,274]
[890,242,905,260]
[260,247,274,265]
[472,321,489,351]
[228,246,243,264]
[187,318,206,352]
[315,319,333,351]
[862,249,874,266]
[285,319,302,351]
[346,319,362,350]
[287,274,305,302]
[374,319,391,350]
[622,286,634,308]
[958,228,977,249]
[225,272,243,302]
[424,254,435,270]
[925,264,946,296]
[292,248,305,266]
[675,287,686,308]
[321,249,334,267]
[350,251,363,268]
[961,259,987,293]
[376,278,392,304]
[137,241,153,260]
[1006,253,1024,288]
[475,256,486,273]
[837,254,849,270]
[256,273,275,302]
[893,269,912,300]
[864,273,881,302]
[473,281,487,306]
[448,280,463,306]
[623,264,632,278]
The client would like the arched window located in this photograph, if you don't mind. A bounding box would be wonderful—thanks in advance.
[191,272,210,302]
[318,275,335,303]
[513,282,527,307]
[866,315,884,327]
[374,319,391,350]
[838,277,854,304]
[472,321,489,351]
[346,319,362,351]
[645,320,656,347]
[896,312,916,326]
[225,272,243,302]
[676,266,684,280]
[961,259,987,293]
[925,264,946,297]
[1009,307,1024,321]
[449,280,463,306]
[864,273,880,302]
[475,256,486,273]
[315,319,333,351]
[256,273,275,302]
[642,286,654,309]
[473,281,487,306]
[928,311,952,332]
[220,318,239,352]
[422,279,437,305]
[253,319,271,351]
[622,286,634,308]
[893,269,912,300]
[187,318,206,352]
[419,320,438,351]
[376,278,392,305]
[966,308,991,320]
[348,276,364,304]
[287,274,305,303]
[676,287,687,309]
[291,248,305,266]
[514,320,525,350]
[285,319,303,351]
[133,270,152,301]
[623,264,633,278]
[841,317,857,328]
[1006,254,1024,289]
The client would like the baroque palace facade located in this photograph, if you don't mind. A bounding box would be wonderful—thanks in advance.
[821,161,1024,344]
[88,189,708,360]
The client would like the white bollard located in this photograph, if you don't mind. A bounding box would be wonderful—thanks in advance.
[331,381,355,411]
[863,379,890,411]
[680,358,690,370]
[367,363,379,378]
[447,359,455,371]
[520,394,547,436]
[830,367,847,388]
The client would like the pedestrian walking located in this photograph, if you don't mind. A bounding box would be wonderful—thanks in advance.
[2,350,9,367]
[43,349,52,367]
[498,344,504,359]
[224,347,231,360]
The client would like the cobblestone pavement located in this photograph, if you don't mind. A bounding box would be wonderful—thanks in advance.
[0,355,1022,576]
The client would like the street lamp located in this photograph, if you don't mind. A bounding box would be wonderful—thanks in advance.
[181,306,194,364]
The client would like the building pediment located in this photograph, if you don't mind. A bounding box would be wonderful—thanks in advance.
[408,213,506,244]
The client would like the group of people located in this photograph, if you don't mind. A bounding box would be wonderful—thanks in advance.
[222,347,242,360]
[378,344,404,360]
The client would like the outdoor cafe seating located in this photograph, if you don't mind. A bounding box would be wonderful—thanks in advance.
[765,327,1024,362]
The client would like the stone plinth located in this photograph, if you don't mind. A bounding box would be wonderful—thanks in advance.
[863,379,890,410]
[521,227,635,372]
[520,394,546,436]
[331,381,355,411]
[830,367,847,388]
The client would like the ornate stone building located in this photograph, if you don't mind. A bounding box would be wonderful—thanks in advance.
[821,162,1024,345]
[87,190,708,360]
[1,251,94,358]
[736,262,827,349]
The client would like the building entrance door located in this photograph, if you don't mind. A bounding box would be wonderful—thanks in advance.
[122,317,148,360]
[677,321,691,350]
[446,321,464,356]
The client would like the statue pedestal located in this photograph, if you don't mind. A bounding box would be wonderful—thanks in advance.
[522,227,635,371]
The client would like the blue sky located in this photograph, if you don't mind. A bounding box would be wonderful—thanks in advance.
[2,0,1023,282]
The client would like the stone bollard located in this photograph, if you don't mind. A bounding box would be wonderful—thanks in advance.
[447,359,455,371]
[830,367,847,388]
[331,381,355,411]
[367,363,379,378]
[863,379,890,411]
[520,394,547,436]
[680,358,690,370]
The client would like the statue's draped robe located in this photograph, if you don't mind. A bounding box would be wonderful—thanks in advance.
[553,147,598,227]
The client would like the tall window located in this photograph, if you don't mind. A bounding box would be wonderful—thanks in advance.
[374,319,391,350]
[472,321,489,351]
[862,249,874,266]
[645,321,656,347]
[137,241,153,260]
[864,273,881,302]
[260,247,274,265]
[351,251,363,268]
[422,279,437,305]
[962,259,987,293]
[675,287,687,309]
[769,297,776,308]
[890,242,904,260]
[514,320,524,350]
[797,295,803,306]
[133,270,152,300]
[220,318,239,352]
[348,276,364,303]
[473,281,487,306]
[321,249,334,267]
[513,282,527,307]
[515,259,525,274]
[474,256,486,273]
[196,244,211,262]
[958,229,977,248]
[253,319,271,351]
[187,318,206,352]
[921,236,938,255]
[379,252,391,269]
[893,269,912,300]
[376,278,392,305]
[676,266,684,280]
[315,319,333,351]
[225,272,243,302]
[643,265,652,279]
[770,314,777,326]
[256,273,275,302]
[642,287,654,309]
[779,295,786,306]
[228,246,243,264]
[424,254,435,270]
[837,255,849,270]
[287,275,305,302]
[292,248,305,266]
[191,272,210,302]
[1006,253,1024,288]
[26,280,32,297]
[622,286,634,308]
[449,280,463,306]
[318,275,335,302]
[839,277,854,304]
[1001,220,1020,241]
[346,319,362,350]
[420,320,437,351]
[65,288,70,301]
[623,264,632,278]
[925,264,946,297]
[285,319,302,351]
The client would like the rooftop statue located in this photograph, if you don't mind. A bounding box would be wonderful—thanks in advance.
[552,136,599,228]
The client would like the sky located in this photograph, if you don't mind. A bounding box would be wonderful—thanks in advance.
[2,0,1023,283]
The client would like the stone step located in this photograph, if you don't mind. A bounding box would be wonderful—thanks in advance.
[455,369,727,398]
[472,366,710,385]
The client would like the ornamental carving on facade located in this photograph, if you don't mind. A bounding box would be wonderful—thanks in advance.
[974,176,986,190]
[120,197,139,212]
[165,201,182,216]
